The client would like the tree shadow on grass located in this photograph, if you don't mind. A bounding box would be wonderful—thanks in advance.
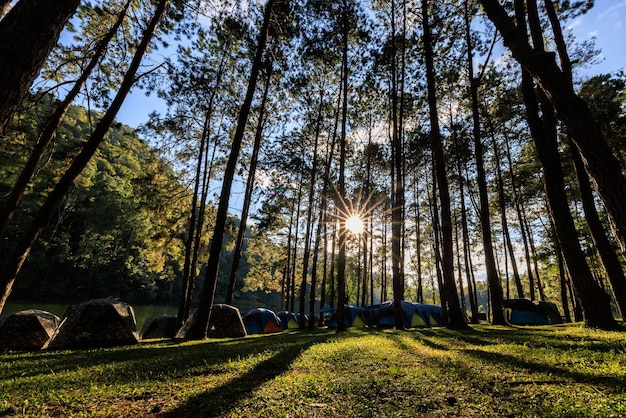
[461,347,625,393]
[158,337,326,417]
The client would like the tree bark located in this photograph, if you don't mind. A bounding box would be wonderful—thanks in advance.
[177,111,209,329]
[335,0,350,333]
[542,0,626,319]
[298,86,324,328]
[226,62,272,305]
[458,164,479,322]
[421,0,466,328]
[189,0,274,339]
[0,0,81,134]
[465,0,506,324]
[491,129,524,298]
[570,138,626,318]
[390,0,406,330]
[515,0,615,329]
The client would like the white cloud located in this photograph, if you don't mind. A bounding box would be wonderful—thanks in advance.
[600,0,626,19]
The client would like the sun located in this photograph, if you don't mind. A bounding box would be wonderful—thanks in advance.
[345,215,364,235]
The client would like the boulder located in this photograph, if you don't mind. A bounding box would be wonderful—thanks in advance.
[44,298,139,350]
[0,309,60,350]
[140,314,177,339]
[176,304,246,339]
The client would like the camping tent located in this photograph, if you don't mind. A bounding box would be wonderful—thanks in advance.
[176,304,247,338]
[325,305,366,329]
[413,303,445,327]
[140,314,177,339]
[0,309,60,350]
[376,301,428,328]
[502,299,563,325]
[44,298,139,350]
[242,308,282,334]
[277,311,307,329]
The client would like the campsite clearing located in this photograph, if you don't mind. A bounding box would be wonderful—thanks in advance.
[1,323,625,416]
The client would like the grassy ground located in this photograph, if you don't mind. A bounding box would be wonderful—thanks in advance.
[1,323,625,417]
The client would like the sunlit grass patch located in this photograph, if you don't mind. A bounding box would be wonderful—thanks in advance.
[1,324,625,416]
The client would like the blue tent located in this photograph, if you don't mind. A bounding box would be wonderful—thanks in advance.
[325,305,366,329]
[276,311,310,329]
[376,301,428,328]
[242,308,282,334]
[502,299,563,325]
[413,303,445,326]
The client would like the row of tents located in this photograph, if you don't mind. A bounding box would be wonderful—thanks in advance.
[242,299,563,334]
[241,301,446,335]
[323,301,446,329]
[0,297,563,351]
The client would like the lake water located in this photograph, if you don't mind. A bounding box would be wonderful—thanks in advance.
[3,301,178,331]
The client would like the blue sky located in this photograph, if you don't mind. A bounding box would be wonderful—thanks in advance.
[568,0,626,76]
[115,1,626,128]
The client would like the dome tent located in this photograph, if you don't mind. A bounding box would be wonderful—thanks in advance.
[376,301,428,328]
[140,314,178,339]
[325,305,366,329]
[413,303,445,327]
[176,304,247,339]
[502,299,563,325]
[44,298,139,350]
[242,308,282,334]
[0,309,60,350]
[277,311,310,329]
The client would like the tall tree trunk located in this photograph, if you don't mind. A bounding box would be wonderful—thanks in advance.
[421,0,466,328]
[319,216,328,309]
[189,0,274,339]
[282,199,296,311]
[503,133,536,299]
[309,201,325,329]
[381,207,388,303]
[570,138,626,318]
[479,0,626,266]
[178,61,224,327]
[225,62,273,305]
[458,166,479,322]
[0,0,131,239]
[454,204,467,316]
[0,0,170,313]
[290,175,304,313]
[178,111,209,329]
[513,0,615,329]
[553,228,572,322]
[428,167,446,313]
[412,178,424,303]
[489,125,524,298]
[329,220,337,308]
[310,121,339,327]
[184,117,220,324]
[0,0,81,134]
[390,0,405,330]
[542,0,626,318]
[335,0,350,333]
[524,211,546,301]
[464,0,506,324]
[298,86,325,328]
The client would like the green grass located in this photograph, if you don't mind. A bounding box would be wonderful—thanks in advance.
[1,324,625,417]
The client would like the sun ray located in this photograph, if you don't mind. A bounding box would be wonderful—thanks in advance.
[328,182,392,240]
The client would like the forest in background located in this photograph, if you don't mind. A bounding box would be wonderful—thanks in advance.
[1,0,626,334]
